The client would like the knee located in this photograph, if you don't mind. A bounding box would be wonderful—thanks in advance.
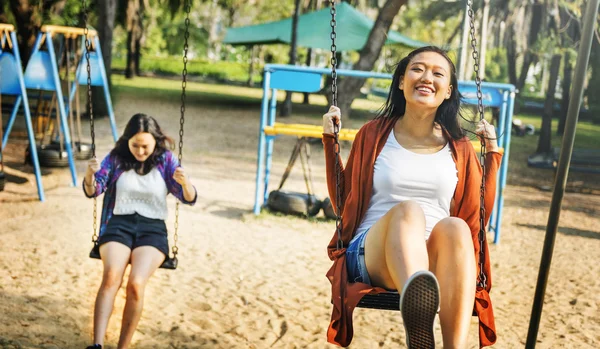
[126,278,147,301]
[388,200,425,226]
[431,217,473,251]
[101,269,123,291]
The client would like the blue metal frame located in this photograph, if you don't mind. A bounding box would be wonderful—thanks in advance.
[0,30,45,201]
[68,35,118,142]
[253,64,516,244]
[19,32,77,186]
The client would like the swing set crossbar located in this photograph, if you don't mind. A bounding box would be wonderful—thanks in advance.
[263,122,503,153]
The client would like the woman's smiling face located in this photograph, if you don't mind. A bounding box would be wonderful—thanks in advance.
[399,51,453,110]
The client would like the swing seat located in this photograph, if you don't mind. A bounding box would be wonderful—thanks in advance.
[89,244,178,270]
[357,292,400,311]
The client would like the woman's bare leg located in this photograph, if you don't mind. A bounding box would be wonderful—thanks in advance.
[93,242,131,346]
[116,246,164,349]
[363,200,429,291]
[427,217,476,349]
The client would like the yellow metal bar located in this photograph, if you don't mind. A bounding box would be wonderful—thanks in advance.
[41,25,97,37]
[265,122,503,153]
[0,24,15,31]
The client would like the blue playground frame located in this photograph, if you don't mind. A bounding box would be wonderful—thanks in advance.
[253,64,516,244]
[1,26,118,200]
[0,27,45,201]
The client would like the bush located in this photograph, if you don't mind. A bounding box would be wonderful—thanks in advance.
[112,56,262,84]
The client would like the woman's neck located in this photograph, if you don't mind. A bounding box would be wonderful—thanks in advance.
[396,105,437,138]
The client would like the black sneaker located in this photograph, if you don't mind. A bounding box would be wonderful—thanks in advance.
[86,345,102,349]
[400,270,440,349]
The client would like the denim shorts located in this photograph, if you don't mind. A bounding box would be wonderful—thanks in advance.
[99,213,169,258]
[346,229,371,285]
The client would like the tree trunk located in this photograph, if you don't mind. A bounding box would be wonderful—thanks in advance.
[479,0,490,80]
[125,0,141,79]
[9,1,37,67]
[536,54,561,154]
[207,0,222,61]
[587,38,600,124]
[516,0,544,91]
[303,47,313,104]
[92,0,117,117]
[557,51,572,135]
[247,45,256,87]
[332,0,407,118]
[280,0,302,118]
[505,23,518,86]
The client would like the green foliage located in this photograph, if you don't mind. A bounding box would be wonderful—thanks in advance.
[485,47,509,83]
[112,55,260,83]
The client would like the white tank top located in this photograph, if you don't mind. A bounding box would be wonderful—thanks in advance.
[114,167,169,220]
[355,131,458,240]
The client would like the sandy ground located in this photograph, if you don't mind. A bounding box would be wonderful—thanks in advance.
[1,90,599,349]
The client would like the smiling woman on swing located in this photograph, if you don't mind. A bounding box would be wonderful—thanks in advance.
[322,46,500,348]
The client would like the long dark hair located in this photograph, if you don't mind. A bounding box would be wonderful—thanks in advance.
[110,113,174,174]
[375,46,465,140]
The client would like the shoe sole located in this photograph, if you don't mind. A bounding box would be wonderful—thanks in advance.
[400,271,440,349]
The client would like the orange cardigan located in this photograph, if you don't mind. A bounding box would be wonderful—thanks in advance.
[323,116,501,348]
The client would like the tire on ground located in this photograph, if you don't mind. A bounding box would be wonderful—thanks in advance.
[0,171,5,191]
[267,190,322,217]
[322,197,338,220]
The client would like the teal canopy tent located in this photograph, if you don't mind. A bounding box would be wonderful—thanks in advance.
[223,2,427,51]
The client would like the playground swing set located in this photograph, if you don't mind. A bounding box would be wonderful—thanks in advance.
[0,23,118,201]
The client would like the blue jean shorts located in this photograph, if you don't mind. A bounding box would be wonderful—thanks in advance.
[346,229,371,285]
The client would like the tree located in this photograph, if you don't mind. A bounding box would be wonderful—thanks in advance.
[121,0,147,78]
[280,0,302,117]
[91,0,117,117]
[329,0,407,117]
[536,53,561,154]
[7,0,76,66]
[9,1,40,67]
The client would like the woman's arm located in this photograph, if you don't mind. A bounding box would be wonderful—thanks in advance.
[82,155,113,198]
[165,151,197,205]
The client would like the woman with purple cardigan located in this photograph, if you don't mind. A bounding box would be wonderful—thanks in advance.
[82,113,197,349]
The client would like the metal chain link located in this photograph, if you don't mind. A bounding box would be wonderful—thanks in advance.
[82,0,98,245]
[330,1,338,107]
[173,0,192,260]
[329,0,343,250]
[468,0,487,289]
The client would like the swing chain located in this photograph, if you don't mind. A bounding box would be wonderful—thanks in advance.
[329,0,343,250]
[173,0,192,260]
[82,0,98,245]
[330,0,338,107]
[467,0,487,289]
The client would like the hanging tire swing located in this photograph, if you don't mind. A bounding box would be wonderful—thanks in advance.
[267,137,322,217]
[84,0,192,270]
[327,0,490,310]
[28,34,93,168]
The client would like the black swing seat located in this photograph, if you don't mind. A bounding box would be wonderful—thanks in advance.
[356,292,400,311]
[89,244,178,270]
